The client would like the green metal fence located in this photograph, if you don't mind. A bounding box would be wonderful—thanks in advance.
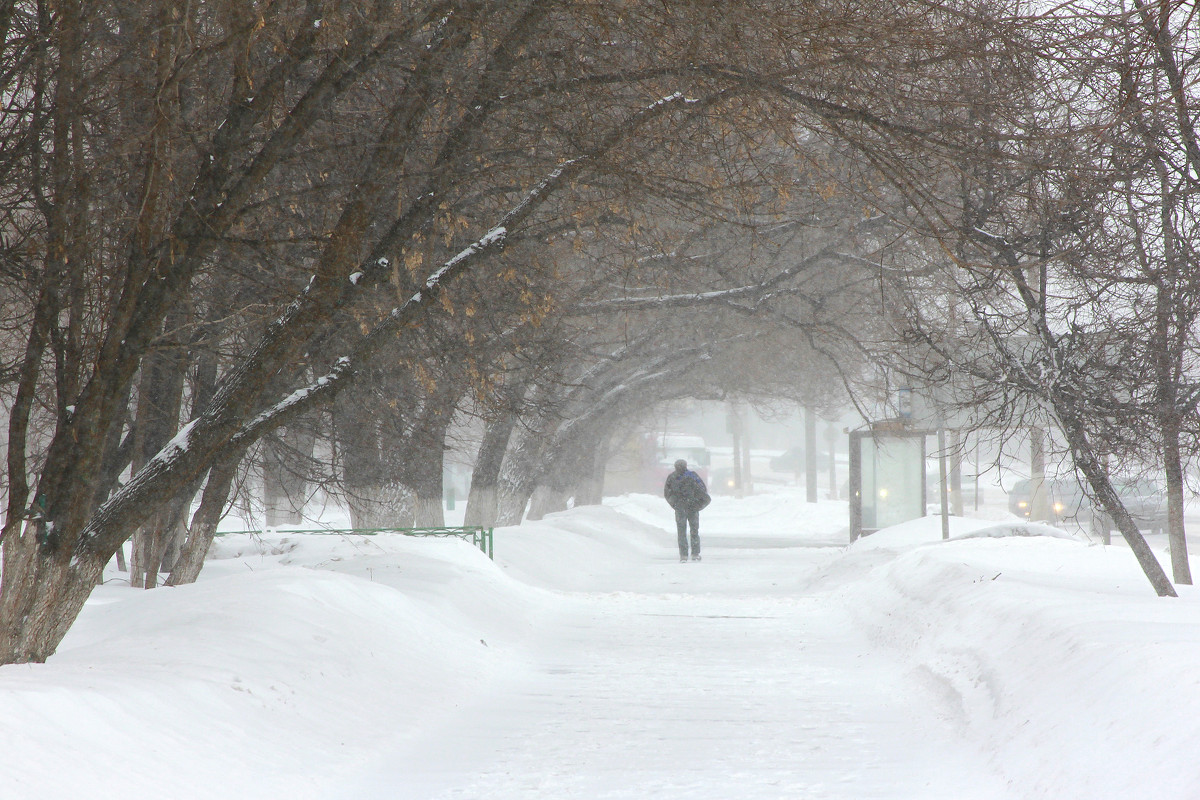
[216,526,494,559]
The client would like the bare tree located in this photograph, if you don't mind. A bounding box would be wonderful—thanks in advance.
[1083,1,1200,583]
[7,0,954,663]
[842,3,1187,595]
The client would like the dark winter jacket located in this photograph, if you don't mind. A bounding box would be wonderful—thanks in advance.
[664,469,711,513]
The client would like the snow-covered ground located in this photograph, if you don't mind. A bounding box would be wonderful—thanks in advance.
[4,488,1200,799]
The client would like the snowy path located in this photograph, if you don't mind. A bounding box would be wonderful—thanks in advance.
[16,491,1200,799]
[344,516,1009,800]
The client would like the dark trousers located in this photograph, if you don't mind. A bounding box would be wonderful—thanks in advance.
[675,508,700,558]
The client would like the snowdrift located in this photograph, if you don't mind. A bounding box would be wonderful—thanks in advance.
[0,535,542,799]
[1,493,1199,798]
[833,524,1200,799]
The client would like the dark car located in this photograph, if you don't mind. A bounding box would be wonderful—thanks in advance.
[769,446,804,473]
[710,466,738,495]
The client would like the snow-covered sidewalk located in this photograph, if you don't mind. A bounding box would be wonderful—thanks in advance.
[4,488,1200,799]
[345,572,1005,799]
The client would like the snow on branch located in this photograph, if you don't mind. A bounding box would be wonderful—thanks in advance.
[423,226,509,293]
[230,358,353,449]
[573,245,841,315]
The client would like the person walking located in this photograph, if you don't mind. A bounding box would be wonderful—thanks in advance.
[664,458,710,562]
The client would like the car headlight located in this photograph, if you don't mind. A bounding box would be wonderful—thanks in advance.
[1017,501,1028,509]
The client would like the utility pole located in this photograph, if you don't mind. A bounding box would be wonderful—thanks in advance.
[805,407,818,503]
[729,403,744,499]
[1030,427,1048,521]
[825,424,838,500]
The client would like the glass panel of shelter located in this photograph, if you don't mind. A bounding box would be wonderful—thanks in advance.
[849,426,928,541]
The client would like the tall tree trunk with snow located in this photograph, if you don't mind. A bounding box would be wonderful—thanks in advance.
[157,330,226,584]
[536,429,610,515]
[497,429,551,526]
[527,417,612,519]
[1046,384,1177,596]
[1145,147,1195,584]
[464,379,529,528]
[525,437,572,521]
[496,381,565,526]
[1153,275,1192,582]
[401,385,464,528]
[573,437,610,507]
[348,483,415,530]
[464,411,519,528]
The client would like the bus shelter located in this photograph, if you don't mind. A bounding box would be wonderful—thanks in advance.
[848,422,930,542]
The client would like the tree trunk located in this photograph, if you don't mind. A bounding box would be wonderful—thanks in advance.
[1161,413,1191,584]
[156,326,225,585]
[333,388,406,529]
[730,403,744,499]
[527,485,568,520]
[1060,411,1177,597]
[464,377,531,527]
[399,390,459,528]
[950,430,964,516]
[496,432,541,526]
[526,416,611,519]
[0,528,102,664]
[167,455,241,586]
[1029,426,1049,522]
[1151,271,1191,583]
[133,494,194,588]
[804,406,816,502]
[128,303,188,588]
[572,437,610,507]
[347,483,414,530]
[463,483,499,528]
[412,496,444,528]
[159,515,187,574]
[464,410,521,527]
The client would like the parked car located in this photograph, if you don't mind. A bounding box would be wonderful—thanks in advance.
[710,466,738,495]
[1007,478,1088,524]
[1007,476,1166,534]
[769,446,804,473]
[1086,479,1167,536]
